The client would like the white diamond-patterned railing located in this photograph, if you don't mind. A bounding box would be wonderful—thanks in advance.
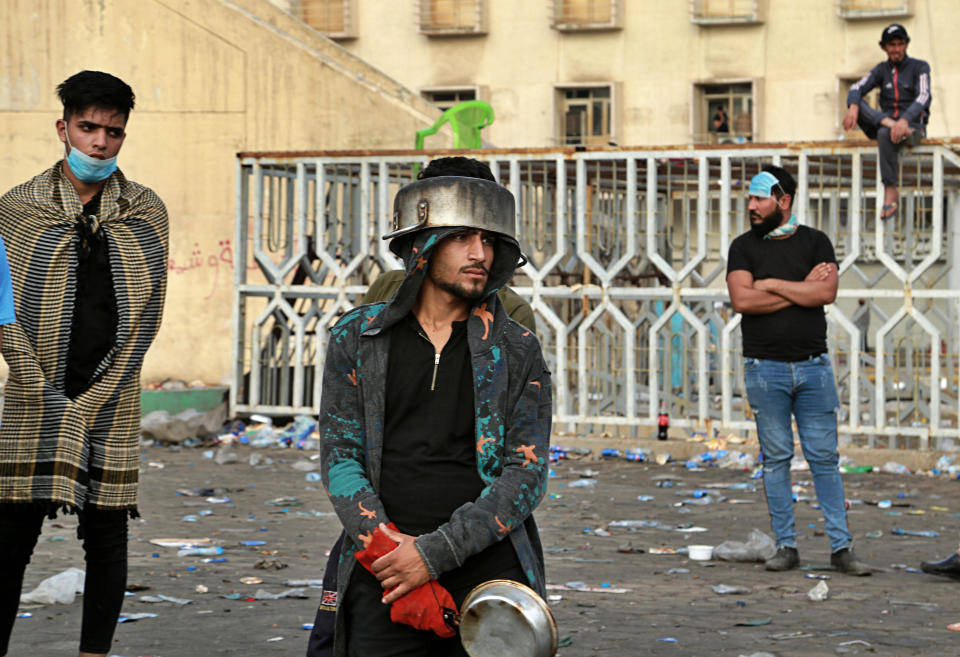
[233,143,960,449]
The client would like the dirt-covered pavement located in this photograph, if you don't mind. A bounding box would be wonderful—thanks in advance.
[8,439,960,657]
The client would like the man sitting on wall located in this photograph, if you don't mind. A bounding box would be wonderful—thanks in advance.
[843,23,931,221]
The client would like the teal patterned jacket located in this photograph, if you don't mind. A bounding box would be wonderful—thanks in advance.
[319,228,552,650]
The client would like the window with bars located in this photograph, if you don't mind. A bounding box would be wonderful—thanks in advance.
[552,0,622,31]
[419,0,487,34]
[421,87,479,112]
[298,0,356,39]
[689,0,762,24]
[837,0,911,19]
[695,82,754,144]
[558,86,613,146]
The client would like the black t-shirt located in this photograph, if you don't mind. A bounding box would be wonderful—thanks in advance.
[65,193,118,399]
[727,225,836,361]
[380,313,520,591]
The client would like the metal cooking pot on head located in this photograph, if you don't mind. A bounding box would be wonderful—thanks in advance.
[458,579,558,657]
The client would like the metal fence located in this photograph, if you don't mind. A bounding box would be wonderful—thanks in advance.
[232,142,960,449]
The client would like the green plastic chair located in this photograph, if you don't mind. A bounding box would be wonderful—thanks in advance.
[415,100,494,150]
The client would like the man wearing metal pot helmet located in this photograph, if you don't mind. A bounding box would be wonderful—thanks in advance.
[319,157,551,656]
[843,23,931,221]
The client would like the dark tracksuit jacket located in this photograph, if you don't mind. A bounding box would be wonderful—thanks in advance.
[847,55,931,185]
[847,55,931,127]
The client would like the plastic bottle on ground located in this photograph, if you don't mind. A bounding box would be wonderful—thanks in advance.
[657,401,669,441]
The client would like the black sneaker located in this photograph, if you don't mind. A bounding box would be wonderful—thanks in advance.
[920,552,960,580]
[831,547,872,576]
[764,546,800,572]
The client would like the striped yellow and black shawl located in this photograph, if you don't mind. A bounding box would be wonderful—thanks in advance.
[0,162,168,515]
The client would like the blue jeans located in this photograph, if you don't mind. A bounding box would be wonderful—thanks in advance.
[744,354,852,553]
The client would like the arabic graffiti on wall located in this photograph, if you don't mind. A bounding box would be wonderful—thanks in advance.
[167,239,258,300]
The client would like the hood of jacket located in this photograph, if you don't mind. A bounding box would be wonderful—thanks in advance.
[362,226,522,341]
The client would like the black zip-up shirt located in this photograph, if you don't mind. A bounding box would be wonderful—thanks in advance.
[65,192,118,398]
[379,312,520,591]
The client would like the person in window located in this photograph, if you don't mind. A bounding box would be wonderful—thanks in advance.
[712,106,729,133]
[843,24,931,221]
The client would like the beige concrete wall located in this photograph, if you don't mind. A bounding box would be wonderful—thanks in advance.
[334,0,957,147]
[0,0,446,384]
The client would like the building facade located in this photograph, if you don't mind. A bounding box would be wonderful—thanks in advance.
[0,0,450,385]
[277,0,956,148]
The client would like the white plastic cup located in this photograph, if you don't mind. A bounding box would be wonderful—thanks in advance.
[688,545,714,561]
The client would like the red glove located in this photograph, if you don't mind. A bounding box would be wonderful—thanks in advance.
[355,523,399,568]
[389,579,456,638]
[355,523,457,638]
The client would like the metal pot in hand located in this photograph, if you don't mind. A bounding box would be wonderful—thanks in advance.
[458,579,558,657]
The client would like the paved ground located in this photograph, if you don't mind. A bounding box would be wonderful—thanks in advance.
[8,439,960,657]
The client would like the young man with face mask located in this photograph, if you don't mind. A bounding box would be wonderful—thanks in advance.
[0,71,168,657]
[726,165,870,577]
[318,158,551,656]
[842,23,931,220]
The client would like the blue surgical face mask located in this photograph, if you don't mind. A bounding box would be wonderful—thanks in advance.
[64,130,118,183]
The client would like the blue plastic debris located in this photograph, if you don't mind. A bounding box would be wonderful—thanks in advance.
[891,528,939,538]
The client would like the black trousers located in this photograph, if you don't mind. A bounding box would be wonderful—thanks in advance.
[343,558,527,657]
[306,533,343,657]
[307,532,530,657]
[855,100,925,186]
[0,506,128,655]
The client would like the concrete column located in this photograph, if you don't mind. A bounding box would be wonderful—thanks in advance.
[950,191,960,358]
